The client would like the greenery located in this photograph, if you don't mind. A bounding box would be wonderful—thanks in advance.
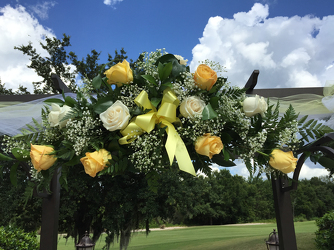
[315,210,334,249]
[0,161,41,232]
[56,221,317,250]
[291,176,334,220]
[0,226,39,250]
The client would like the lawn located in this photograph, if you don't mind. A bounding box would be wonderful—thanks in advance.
[57,221,317,250]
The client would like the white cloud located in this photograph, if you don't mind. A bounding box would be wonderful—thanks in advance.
[220,159,330,180]
[30,1,57,20]
[233,3,269,26]
[103,0,123,8]
[190,3,334,89]
[287,162,330,180]
[0,4,55,92]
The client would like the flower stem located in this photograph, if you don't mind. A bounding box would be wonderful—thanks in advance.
[257,151,270,157]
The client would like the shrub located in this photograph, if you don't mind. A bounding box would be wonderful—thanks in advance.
[315,210,334,250]
[0,226,39,250]
[294,213,307,222]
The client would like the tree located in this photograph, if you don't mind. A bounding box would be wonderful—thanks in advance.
[0,161,41,232]
[0,79,30,95]
[244,177,275,222]
[291,177,334,219]
[14,34,77,94]
[69,49,101,81]
[107,48,133,67]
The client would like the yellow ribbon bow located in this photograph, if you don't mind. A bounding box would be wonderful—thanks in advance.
[119,89,196,176]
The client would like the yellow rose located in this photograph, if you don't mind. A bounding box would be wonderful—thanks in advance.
[30,144,56,172]
[194,64,217,91]
[104,59,133,87]
[195,133,224,159]
[269,149,297,174]
[80,149,112,177]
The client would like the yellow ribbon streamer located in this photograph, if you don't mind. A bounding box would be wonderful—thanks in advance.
[119,89,196,176]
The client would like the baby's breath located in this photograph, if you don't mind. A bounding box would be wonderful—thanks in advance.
[64,110,102,156]
[119,83,146,108]
[199,59,226,76]
[129,130,164,171]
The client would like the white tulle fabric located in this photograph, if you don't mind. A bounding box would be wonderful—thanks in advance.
[0,93,77,136]
[1,81,334,136]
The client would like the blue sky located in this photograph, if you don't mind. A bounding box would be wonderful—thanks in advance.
[1,0,334,178]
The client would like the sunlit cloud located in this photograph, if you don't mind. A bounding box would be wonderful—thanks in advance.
[191,3,334,89]
[0,4,55,92]
[103,0,123,8]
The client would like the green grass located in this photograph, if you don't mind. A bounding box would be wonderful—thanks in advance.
[57,221,317,250]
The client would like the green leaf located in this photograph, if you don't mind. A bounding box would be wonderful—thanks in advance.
[220,132,233,144]
[318,156,334,169]
[64,96,77,107]
[171,60,186,78]
[44,98,64,106]
[161,82,173,89]
[159,62,173,81]
[155,54,186,78]
[10,162,19,187]
[303,119,314,128]
[107,140,120,152]
[32,118,43,130]
[155,54,176,65]
[223,149,230,161]
[202,103,218,120]
[253,115,263,133]
[64,156,81,166]
[142,75,158,86]
[92,74,103,89]
[298,115,308,125]
[211,154,236,167]
[93,96,113,114]
[0,153,14,161]
[151,97,162,107]
[26,124,37,132]
[11,148,25,161]
[210,96,219,110]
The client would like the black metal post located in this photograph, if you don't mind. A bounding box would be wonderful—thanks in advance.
[271,176,297,250]
[39,168,61,250]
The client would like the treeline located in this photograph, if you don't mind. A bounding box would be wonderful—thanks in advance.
[1,167,334,233]
[155,170,334,225]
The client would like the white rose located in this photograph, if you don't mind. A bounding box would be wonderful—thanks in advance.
[48,103,72,128]
[100,100,130,131]
[242,95,268,117]
[174,55,188,66]
[180,96,206,118]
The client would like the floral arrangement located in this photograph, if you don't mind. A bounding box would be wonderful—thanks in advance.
[1,49,333,189]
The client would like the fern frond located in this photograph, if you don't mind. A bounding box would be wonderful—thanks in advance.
[33,118,44,130]
[299,117,334,143]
